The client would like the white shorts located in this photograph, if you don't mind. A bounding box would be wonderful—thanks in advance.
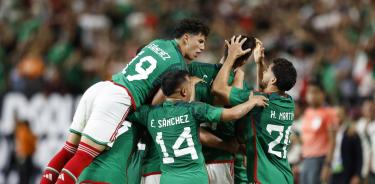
[141,174,161,184]
[206,162,234,184]
[69,81,132,145]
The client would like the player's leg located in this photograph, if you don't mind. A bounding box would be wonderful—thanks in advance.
[234,153,248,184]
[141,174,161,184]
[40,133,80,184]
[40,81,102,184]
[206,162,234,184]
[56,81,133,184]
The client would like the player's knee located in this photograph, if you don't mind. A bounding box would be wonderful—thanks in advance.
[80,136,106,152]
[67,132,81,146]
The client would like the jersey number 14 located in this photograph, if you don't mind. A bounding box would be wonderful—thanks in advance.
[156,127,198,164]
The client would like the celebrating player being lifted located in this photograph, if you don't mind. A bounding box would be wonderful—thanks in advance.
[188,35,256,184]
[40,19,210,184]
[129,70,268,184]
[212,35,297,184]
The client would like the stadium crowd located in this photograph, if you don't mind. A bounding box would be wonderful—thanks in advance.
[0,0,374,183]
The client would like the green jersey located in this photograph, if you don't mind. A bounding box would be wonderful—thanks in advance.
[230,87,295,184]
[188,62,236,104]
[129,101,224,184]
[234,153,248,184]
[128,142,146,184]
[112,39,187,109]
[142,133,161,176]
[78,122,139,184]
[188,61,239,162]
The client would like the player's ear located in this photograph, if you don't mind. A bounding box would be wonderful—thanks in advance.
[180,87,188,97]
[182,33,189,45]
[270,77,277,86]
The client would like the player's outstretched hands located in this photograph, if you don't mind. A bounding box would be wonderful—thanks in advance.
[254,38,265,65]
[248,91,268,107]
[225,35,252,60]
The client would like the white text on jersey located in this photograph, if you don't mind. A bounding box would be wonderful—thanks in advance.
[151,115,190,128]
[147,43,171,61]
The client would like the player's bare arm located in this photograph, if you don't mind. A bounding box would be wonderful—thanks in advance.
[254,39,266,91]
[220,91,268,122]
[199,127,239,154]
[211,35,251,104]
[232,68,245,89]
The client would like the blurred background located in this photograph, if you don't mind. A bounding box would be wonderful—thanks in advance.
[0,0,374,183]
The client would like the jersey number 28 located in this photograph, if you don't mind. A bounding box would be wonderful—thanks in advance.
[156,127,198,164]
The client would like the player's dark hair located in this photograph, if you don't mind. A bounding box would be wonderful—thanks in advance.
[224,35,256,68]
[136,44,147,54]
[161,70,190,96]
[173,19,210,38]
[271,58,297,91]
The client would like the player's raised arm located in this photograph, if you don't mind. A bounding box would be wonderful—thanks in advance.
[211,35,251,104]
[253,39,266,91]
[232,68,245,89]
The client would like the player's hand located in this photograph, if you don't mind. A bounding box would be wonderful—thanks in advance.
[248,91,268,107]
[254,38,265,65]
[225,35,252,60]
[190,76,204,86]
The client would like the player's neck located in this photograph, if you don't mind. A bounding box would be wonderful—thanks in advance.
[263,85,278,94]
[174,38,186,56]
[166,95,188,103]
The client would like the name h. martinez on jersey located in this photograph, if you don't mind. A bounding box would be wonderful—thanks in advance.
[151,115,190,128]
[147,43,171,61]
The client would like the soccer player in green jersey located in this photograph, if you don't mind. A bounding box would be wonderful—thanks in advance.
[129,70,268,184]
[187,36,256,184]
[212,36,297,184]
[41,19,210,184]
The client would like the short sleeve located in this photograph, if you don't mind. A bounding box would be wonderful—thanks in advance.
[229,87,251,106]
[191,102,223,123]
[128,105,151,126]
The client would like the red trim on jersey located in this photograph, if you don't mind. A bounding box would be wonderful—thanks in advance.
[142,172,161,177]
[251,115,261,184]
[79,180,109,184]
[109,107,130,142]
[109,80,137,111]
[205,159,234,164]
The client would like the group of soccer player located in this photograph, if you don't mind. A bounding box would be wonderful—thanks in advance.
[40,18,297,184]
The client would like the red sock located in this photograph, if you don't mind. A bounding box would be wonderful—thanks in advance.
[40,142,77,184]
[56,142,101,184]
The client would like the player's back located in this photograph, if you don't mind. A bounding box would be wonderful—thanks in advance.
[129,100,224,184]
[144,101,205,172]
[112,39,187,109]
[246,92,295,184]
